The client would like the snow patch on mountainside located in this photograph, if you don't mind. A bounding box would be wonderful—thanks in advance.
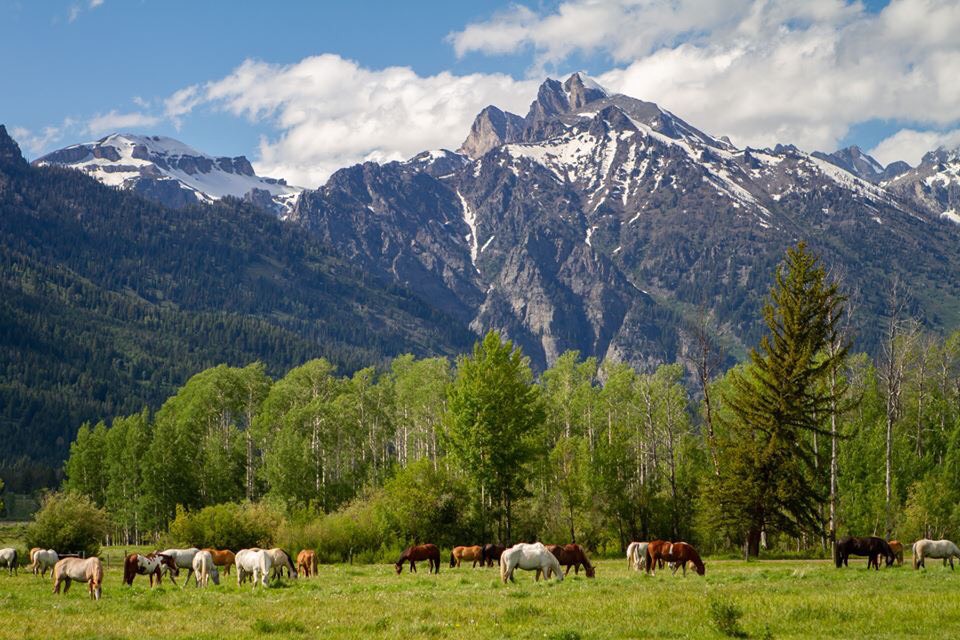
[35,133,302,214]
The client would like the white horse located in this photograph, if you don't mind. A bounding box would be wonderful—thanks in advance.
[159,547,200,586]
[266,548,298,580]
[192,550,220,587]
[52,557,103,600]
[235,548,272,588]
[32,549,59,578]
[626,542,649,572]
[0,548,17,575]
[499,542,563,583]
[913,539,960,569]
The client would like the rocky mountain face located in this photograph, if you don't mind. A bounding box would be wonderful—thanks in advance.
[886,147,960,224]
[291,73,960,370]
[21,74,960,372]
[34,133,302,214]
[0,124,473,470]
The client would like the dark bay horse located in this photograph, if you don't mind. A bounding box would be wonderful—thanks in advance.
[546,544,595,577]
[395,544,440,574]
[482,544,506,567]
[646,541,705,576]
[836,536,894,570]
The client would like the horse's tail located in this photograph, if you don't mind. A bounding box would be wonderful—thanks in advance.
[450,550,456,567]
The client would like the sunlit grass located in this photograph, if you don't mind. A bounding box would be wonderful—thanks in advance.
[0,553,958,638]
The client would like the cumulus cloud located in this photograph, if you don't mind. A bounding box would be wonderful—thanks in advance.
[870,128,960,166]
[166,54,538,187]
[85,110,160,137]
[451,0,960,155]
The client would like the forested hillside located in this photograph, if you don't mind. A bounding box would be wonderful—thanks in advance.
[0,126,473,489]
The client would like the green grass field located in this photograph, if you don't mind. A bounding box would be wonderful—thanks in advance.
[0,552,958,639]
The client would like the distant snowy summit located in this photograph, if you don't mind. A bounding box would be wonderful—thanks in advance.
[34,133,302,215]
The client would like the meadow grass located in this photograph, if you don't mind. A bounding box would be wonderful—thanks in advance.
[0,552,958,639]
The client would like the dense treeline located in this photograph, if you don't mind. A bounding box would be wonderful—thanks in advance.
[47,244,960,558]
[0,140,474,488]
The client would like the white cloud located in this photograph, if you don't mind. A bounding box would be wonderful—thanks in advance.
[10,118,77,156]
[870,128,960,166]
[451,0,960,156]
[166,54,538,187]
[67,0,103,23]
[85,110,160,137]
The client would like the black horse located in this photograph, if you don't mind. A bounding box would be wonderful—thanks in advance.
[481,544,506,568]
[836,536,894,570]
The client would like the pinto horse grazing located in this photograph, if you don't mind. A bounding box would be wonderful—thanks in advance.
[297,550,317,577]
[482,544,506,568]
[202,548,235,575]
[887,540,904,567]
[500,542,563,583]
[546,544,595,577]
[395,544,441,574]
[0,548,17,575]
[53,557,103,600]
[646,541,705,576]
[626,542,649,572]
[836,536,894,570]
[913,539,960,569]
[450,545,484,568]
[123,552,178,587]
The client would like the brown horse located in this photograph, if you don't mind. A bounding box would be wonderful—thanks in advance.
[482,544,506,567]
[297,549,317,577]
[646,541,705,576]
[546,544,596,577]
[450,545,484,568]
[395,544,440,574]
[887,540,904,567]
[202,548,235,575]
[53,557,104,600]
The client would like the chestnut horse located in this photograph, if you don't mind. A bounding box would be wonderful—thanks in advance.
[297,549,317,577]
[202,548,235,575]
[646,541,705,576]
[546,544,595,577]
[395,544,440,574]
[450,545,484,568]
[482,544,506,568]
[887,540,904,567]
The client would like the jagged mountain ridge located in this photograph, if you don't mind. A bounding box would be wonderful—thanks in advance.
[291,72,960,369]
[34,133,302,214]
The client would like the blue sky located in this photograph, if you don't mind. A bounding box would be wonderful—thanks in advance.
[2,0,958,188]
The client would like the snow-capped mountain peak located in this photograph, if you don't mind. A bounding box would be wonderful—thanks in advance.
[34,133,302,215]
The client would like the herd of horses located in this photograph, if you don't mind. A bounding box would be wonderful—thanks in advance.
[2,535,959,600]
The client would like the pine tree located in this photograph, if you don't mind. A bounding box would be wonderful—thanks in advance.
[707,243,849,557]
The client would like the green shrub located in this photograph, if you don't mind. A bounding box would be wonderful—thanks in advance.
[24,491,109,557]
[709,597,747,638]
[165,502,280,550]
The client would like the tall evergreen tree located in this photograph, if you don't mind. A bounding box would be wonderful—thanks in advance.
[707,243,849,557]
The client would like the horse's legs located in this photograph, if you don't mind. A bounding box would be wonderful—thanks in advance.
[62,577,72,594]
[410,560,416,573]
